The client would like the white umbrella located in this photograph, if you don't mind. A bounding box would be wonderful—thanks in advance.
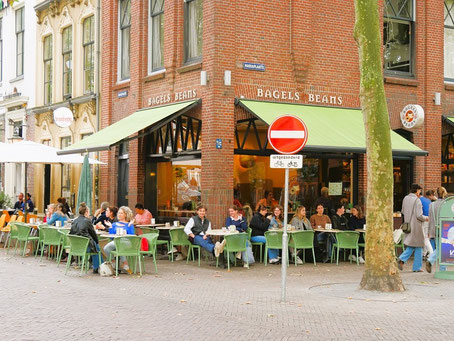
[0,141,105,212]
[0,140,104,164]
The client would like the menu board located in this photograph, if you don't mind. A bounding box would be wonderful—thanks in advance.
[328,182,342,196]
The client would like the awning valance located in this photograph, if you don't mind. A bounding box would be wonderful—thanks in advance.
[237,99,427,156]
[58,100,200,155]
[443,116,454,128]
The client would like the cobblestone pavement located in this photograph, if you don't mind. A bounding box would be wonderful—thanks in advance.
[0,247,453,341]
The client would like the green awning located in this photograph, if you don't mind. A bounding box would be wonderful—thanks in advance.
[237,99,427,156]
[58,100,200,155]
[443,116,454,127]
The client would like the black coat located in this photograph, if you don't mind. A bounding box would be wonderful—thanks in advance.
[70,215,99,252]
[250,213,270,237]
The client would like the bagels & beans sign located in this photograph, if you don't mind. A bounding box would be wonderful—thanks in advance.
[400,104,424,129]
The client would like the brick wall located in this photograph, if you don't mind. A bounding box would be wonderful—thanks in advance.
[100,0,449,223]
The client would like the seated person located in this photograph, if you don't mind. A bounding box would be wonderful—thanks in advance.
[134,203,152,230]
[348,205,366,230]
[70,205,103,273]
[184,204,223,257]
[47,203,68,226]
[331,204,349,230]
[290,205,312,230]
[255,191,279,211]
[310,204,333,263]
[269,206,284,229]
[310,204,331,229]
[57,197,71,216]
[14,192,25,212]
[249,205,279,264]
[92,202,109,226]
[103,206,135,273]
[96,206,118,230]
[25,193,34,213]
[225,205,254,266]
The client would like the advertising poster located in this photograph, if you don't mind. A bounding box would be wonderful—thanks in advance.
[440,220,454,264]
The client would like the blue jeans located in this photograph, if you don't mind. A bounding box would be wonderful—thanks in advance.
[317,232,335,260]
[194,235,214,253]
[250,236,279,260]
[399,246,422,271]
[430,238,436,250]
[89,244,103,270]
[428,249,447,271]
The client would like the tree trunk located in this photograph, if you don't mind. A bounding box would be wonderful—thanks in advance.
[354,0,405,291]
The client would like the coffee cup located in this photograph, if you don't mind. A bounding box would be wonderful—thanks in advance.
[56,221,62,227]
[325,224,331,230]
[30,218,35,224]
[165,222,170,227]
[151,218,156,225]
[229,225,236,232]
[222,227,227,232]
[173,220,180,227]
[363,224,367,230]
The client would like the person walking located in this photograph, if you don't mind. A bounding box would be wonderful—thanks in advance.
[398,184,428,272]
[420,189,436,258]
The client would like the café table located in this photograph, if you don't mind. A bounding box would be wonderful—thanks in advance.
[355,229,366,233]
[136,224,166,228]
[314,228,341,233]
[208,229,239,237]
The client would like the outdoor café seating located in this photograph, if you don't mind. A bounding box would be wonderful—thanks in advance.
[288,230,316,266]
[139,233,159,273]
[331,231,360,265]
[216,233,249,270]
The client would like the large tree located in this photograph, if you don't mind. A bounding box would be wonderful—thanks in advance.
[353,0,405,291]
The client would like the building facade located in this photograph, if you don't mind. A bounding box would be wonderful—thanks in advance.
[0,0,37,198]
[64,0,454,228]
[31,0,99,212]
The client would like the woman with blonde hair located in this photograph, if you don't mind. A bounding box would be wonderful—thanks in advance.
[46,203,68,226]
[269,205,284,229]
[104,206,135,273]
[290,205,312,231]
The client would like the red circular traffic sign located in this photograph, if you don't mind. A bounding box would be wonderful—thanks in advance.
[267,115,308,154]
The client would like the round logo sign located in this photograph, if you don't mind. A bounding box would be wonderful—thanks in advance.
[400,104,424,129]
[267,115,308,154]
[53,107,74,128]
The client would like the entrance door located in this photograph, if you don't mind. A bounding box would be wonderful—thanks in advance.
[44,164,51,210]
[117,143,129,207]
[393,159,412,212]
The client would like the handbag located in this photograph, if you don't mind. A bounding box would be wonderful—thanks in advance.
[99,262,114,276]
[400,198,417,234]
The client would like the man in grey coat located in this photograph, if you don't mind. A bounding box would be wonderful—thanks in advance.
[398,184,428,272]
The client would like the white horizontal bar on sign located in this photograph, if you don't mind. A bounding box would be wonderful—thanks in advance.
[270,130,305,139]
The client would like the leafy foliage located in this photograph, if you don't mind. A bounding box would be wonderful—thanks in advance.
[0,191,13,209]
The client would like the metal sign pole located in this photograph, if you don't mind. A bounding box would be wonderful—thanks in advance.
[281,167,289,302]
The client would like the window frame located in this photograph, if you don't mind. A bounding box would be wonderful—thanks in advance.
[445,0,454,82]
[183,0,203,64]
[60,136,72,198]
[62,26,72,99]
[43,35,53,105]
[383,0,415,77]
[118,0,131,81]
[148,0,165,73]
[15,7,24,77]
[83,16,95,93]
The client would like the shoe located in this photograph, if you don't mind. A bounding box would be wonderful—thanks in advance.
[413,269,423,273]
[322,256,330,263]
[348,254,357,262]
[358,256,365,264]
[295,256,303,265]
[167,247,178,255]
[93,268,99,274]
[123,264,132,275]
[243,263,249,268]
[269,258,279,264]
[425,261,432,273]
[175,253,184,261]
[236,252,242,260]
[219,239,226,253]
[214,242,221,258]
[397,260,404,271]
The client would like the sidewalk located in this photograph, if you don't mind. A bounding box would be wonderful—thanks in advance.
[0,249,452,340]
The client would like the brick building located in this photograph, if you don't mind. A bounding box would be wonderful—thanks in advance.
[62,0,454,228]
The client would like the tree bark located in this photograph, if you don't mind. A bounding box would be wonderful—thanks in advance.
[354,0,405,292]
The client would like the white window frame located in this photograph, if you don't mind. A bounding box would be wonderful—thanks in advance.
[118,0,131,82]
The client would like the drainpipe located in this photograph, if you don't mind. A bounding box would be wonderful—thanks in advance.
[95,0,101,209]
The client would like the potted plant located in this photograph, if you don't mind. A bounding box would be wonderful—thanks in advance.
[0,191,13,209]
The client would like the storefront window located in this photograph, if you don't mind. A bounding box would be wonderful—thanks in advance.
[156,159,201,215]
[445,0,454,80]
[184,0,203,63]
[233,155,352,215]
[442,134,454,192]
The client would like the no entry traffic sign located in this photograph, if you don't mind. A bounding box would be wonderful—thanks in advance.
[267,115,308,154]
